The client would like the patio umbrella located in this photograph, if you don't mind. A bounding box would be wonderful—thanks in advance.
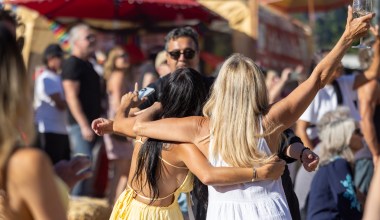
[262,0,350,13]
[4,0,220,23]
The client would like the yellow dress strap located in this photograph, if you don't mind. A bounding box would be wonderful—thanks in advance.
[135,137,144,145]
[127,185,175,201]
[159,156,188,169]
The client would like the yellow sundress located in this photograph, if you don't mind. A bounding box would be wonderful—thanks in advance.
[109,158,194,220]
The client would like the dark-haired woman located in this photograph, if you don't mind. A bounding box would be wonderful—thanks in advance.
[92,68,286,220]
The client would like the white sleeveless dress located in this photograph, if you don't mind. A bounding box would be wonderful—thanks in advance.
[207,131,292,219]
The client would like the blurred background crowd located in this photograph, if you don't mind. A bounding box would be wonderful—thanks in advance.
[1,0,380,219]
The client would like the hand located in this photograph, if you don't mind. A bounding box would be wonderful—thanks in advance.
[370,25,380,39]
[344,5,374,41]
[80,124,95,141]
[91,118,113,136]
[280,68,292,82]
[258,156,286,181]
[54,155,92,189]
[301,148,319,172]
[120,83,146,109]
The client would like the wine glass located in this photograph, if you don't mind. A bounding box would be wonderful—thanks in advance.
[352,0,373,49]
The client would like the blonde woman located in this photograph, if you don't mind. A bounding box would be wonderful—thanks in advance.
[0,24,67,219]
[307,108,364,220]
[103,46,135,203]
[92,68,286,220]
[129,7,373,219]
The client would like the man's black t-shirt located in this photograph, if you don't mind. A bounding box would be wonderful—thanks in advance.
[61,56,101,125]
[138,73,215,110]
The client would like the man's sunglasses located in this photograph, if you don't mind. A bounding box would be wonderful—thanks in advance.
[168,48,196,60]
[85,34,96,42]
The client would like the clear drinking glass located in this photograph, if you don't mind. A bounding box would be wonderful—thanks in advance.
[352,0,373,48]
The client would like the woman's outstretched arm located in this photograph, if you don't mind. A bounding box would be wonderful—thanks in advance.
[92,83,145,138]
[266,6,374,137]
[178,143,286,185]
[133,102,209,147]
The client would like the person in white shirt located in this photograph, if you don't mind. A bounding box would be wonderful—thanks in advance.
[34,44,70,165]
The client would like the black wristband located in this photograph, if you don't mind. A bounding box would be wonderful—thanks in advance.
[300,147,310,163]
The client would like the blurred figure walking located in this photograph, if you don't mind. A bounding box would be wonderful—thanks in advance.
[34,44,70,165]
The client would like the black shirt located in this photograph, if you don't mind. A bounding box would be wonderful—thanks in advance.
[61,56,101,125]
[138,73,215,110]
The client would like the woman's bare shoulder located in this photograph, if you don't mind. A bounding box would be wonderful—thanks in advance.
[8,148,53,182]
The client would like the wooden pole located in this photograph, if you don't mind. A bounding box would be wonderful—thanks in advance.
[307,0,316,32]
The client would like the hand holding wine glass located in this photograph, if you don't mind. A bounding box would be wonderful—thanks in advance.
[352,0,373,48]
[344,5,374,44]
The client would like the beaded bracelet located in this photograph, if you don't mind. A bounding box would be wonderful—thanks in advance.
[300,147,310,163]
[251,167,257,182]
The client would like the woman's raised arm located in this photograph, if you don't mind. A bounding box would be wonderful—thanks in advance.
[266,6,374,137]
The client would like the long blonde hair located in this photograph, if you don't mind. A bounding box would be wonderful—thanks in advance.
[203,54,274,167]
[103,46,128,81]
[0,25,34,186]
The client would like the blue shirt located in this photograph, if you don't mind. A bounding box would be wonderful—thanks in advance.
[307,158,362,220]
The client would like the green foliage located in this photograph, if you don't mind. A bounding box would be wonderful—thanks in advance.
[293,7,355,51]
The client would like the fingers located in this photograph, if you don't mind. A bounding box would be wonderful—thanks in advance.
[270,155,280,162]
[76,169,93,181]
[71,155,92,172]
[134,82,138,92]
[359,12,375,22]
[134,109,147,116]
[347,5,353,22]
[370,24,380,36]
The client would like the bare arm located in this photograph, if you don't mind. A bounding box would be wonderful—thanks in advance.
[9,149,67,220]
[285,142,319,172]
[178,144,286,185]
[133,102,208,145]
[353,26,380,89]
[62,79,94,141]
[363,159,380,220]
[107,71,125,113]
[49,93,66,111]
[266,8,373,139]
[113,84,145,138]
[295,120,315,150]
[268,68,291,103]
[358,80,380,164]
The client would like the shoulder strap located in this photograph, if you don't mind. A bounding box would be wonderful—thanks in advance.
[159,156,188,169]
[332,80,343,105]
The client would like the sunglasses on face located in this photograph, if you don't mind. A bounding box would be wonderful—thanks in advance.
[117,53,128,59]
[85,34,96,42]
[167,48,196,60]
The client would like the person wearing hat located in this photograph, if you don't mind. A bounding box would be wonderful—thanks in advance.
[34,43,71,165]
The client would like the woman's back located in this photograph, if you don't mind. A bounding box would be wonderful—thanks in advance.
[129,139,193,205]
[207,134,291,220]
[110,139,194,220]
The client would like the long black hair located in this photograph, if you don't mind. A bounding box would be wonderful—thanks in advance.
[132,68,208,204]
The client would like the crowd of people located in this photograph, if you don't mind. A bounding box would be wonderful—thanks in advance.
[1,4,380,220]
